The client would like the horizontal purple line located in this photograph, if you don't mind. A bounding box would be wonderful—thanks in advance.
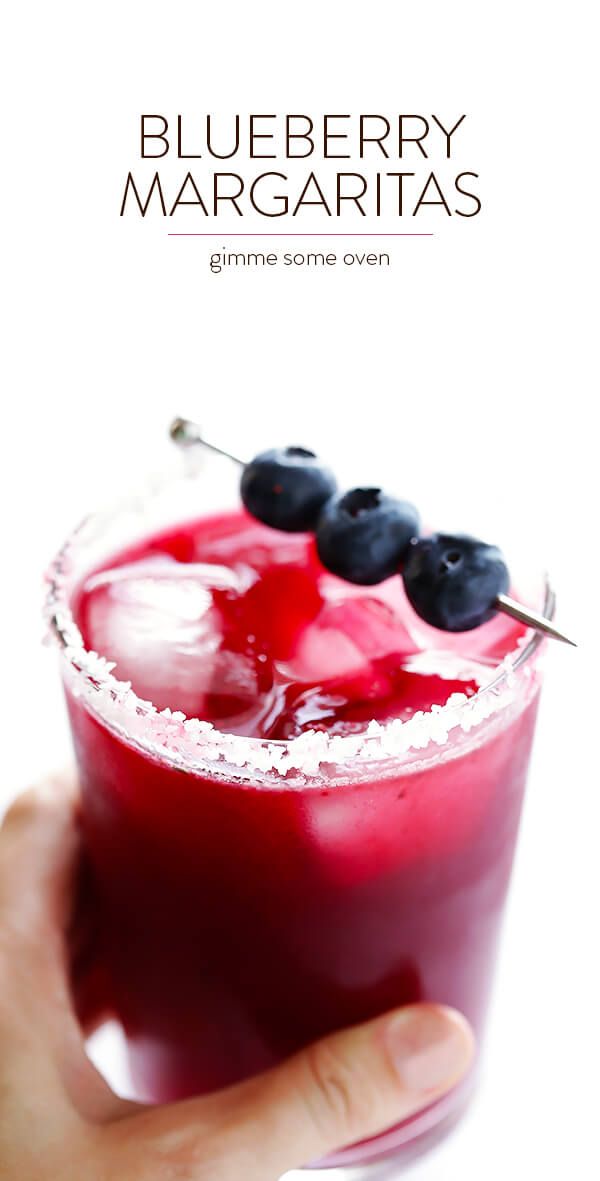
[167,232,433,237]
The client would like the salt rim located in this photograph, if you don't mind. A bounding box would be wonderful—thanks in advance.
[44,503,550,782]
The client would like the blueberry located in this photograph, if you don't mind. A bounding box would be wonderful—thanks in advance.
[316,488,420,585]
[402,534,510,631]
[240,447,337,532]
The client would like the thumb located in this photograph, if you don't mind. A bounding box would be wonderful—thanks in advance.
[114,1003,474,1180]
[235,1002,475,1172]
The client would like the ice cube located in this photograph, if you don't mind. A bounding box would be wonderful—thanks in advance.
[77,557,273,728]
[278,593,418,686]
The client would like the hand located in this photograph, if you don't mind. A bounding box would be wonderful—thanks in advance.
[0,779,474,1180]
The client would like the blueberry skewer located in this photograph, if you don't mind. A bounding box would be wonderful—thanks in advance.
[169,416,576,647]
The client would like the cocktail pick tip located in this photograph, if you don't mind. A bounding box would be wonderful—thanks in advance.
[495,593,576,647]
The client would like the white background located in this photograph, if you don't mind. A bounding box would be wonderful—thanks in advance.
[1,2,598,1178]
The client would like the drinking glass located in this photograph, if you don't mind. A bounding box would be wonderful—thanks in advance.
[46,454,548,1169]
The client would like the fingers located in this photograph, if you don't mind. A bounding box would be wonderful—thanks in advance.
[0,775,81,1030]
[0,777,130,1125]
[109,1003,475,1180]
[0,772,80,939]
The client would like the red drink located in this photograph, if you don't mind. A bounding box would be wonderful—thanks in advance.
[49,469,545,1167]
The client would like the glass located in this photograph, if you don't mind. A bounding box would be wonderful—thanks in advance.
[46,454,548,1170]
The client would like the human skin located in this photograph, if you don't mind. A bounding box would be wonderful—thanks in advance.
[0,776,474,1180]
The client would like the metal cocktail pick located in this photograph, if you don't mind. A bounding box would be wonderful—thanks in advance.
[170,416,246,467]
[493,594,575,646]
[169,416,577,647]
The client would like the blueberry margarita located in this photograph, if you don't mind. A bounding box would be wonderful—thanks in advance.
[47,435,550,1169]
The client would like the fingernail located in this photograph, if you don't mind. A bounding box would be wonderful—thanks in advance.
[384,1005,474,1095]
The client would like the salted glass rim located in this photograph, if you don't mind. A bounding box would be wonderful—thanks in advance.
[44,463,551,783]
